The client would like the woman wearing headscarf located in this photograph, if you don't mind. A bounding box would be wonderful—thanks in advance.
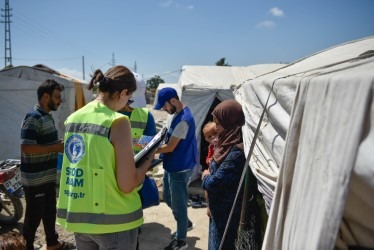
[201,99,261,250]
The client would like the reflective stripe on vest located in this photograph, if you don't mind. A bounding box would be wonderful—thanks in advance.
[65,123,110,138]
[130,120,147,130]
[57,208,142,225]
[130,108,148,133]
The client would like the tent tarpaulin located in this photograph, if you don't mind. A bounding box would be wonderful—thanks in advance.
[176,64,286,181]
[0,65,92,160]
[234,36,374,249]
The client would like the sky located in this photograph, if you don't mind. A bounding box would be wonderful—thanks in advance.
[1,0,374,83]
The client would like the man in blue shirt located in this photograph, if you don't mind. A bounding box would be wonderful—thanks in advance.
[154,87,198,250]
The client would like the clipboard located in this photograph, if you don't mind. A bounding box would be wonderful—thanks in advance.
[148,158,163,170]
[134,127,168,168]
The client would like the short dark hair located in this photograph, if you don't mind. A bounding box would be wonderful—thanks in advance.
[37,79,65,100]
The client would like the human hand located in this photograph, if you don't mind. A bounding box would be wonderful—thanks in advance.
[147,148,157,161]
[207,207,211,218]
[201,169,210,180]
[140,149,157,171]
[55,140,64,153]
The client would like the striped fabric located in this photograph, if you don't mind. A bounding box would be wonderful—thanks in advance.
[20,105,58,187]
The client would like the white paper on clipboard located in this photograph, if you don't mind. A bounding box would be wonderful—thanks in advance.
[134,127,167,167]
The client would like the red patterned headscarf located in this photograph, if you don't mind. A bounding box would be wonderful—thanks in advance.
[212,99,244,164]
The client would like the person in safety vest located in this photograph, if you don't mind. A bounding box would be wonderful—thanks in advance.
[118,72,157,250]
[118,72,157,154]
[154,87,198,250]
[56,65,155,250]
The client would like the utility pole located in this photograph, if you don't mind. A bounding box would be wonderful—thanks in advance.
[111,52,115,66]
[82,56,85,80]
[134,61,137,73]
[1,0,13,67]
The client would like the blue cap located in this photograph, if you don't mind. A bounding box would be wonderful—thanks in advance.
[154,87,178,110]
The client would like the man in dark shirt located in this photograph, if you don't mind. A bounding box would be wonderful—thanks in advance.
[20,79,70,250]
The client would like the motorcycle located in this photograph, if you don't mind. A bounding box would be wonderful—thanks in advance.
[0,159,24,224]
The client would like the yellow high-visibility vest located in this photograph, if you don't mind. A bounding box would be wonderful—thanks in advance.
[57,101,143,234]
[130,108,148,154]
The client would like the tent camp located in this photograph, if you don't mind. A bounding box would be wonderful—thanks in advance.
[0,65,92,160]
[173,64,286,181]
[234,36,374,249]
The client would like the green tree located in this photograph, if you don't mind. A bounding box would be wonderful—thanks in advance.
[146,75,165,90]
[215,57,231,66]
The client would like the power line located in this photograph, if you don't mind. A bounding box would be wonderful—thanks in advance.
[143,69,182,82]
[6,56,81,61]
[155,69,182,77]
[10,7,88,59]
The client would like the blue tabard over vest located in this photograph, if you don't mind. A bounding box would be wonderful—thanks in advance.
[162,107,197,172]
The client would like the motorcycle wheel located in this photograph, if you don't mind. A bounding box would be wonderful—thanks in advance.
[0,186,23,224]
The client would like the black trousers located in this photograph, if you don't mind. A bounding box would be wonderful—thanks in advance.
[22,182,59,250]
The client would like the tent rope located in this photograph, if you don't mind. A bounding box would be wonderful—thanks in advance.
[218,75,287,250]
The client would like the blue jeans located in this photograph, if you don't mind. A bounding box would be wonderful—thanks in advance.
[163,169,192,240]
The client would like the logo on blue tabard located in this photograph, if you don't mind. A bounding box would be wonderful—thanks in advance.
[65,134,85,164]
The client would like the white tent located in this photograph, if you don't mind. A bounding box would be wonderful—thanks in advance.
[0,65,92,160]
[234,36,374,249]
[176,64,286,181]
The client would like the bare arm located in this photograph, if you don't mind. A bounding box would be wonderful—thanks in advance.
[21,115,64,154]
[156,136,181,154]
[157,120,188,154]
[21,141,64,154]
[111,117,153,193]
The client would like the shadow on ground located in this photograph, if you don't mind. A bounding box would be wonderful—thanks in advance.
[139,222,203,250]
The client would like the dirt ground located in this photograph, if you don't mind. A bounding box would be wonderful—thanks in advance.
[139,202,209,250]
